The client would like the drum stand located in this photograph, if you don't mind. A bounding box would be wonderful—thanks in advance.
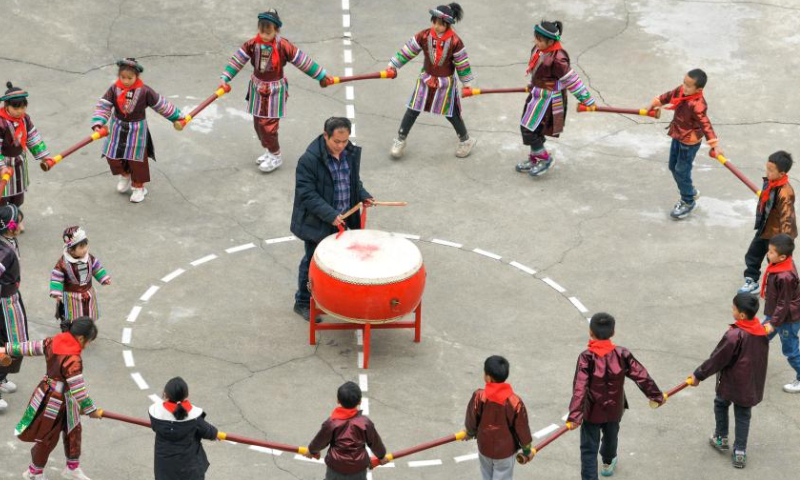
[309,299,422,369]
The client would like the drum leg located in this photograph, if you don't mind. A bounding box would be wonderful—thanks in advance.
[414,302,422,343]
[309,298,317,345]
[363,323,371,369]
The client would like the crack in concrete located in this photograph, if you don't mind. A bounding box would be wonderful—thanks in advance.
[105,0,124,57]
[675,0,800,11]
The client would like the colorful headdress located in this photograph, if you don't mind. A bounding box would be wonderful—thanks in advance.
[0,205,20,233]
[534,21,561,41]
[258,9,282,28]
[1,82,28,103]
[63,225,88,249]
[116,58,144,73]
[430,5,456,24]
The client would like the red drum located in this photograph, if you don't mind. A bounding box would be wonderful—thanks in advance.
[309,229,426,323]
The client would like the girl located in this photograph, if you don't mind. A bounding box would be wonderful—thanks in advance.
[149,377,219,480]
[49,226,111,330]
[517,20,596,177]
[387,3,476,159]
[0,82,51,208]
[218,9,332,172]
[0,317,101,480]
[0,204,26,412]
[91,58,185,203]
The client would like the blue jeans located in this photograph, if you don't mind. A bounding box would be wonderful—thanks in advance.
[764,316,800,380]
[668,139,701,203]
[294,240,318,307]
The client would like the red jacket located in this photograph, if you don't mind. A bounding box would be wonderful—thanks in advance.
[567,347,663,425]
[764,265,800,326]
[464,387,533,459]
[308,412,386,475]
[655,86,717,146]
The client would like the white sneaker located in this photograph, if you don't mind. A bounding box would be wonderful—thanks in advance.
[258,152,282,173]
[61,468,90,480]
[0,396,8,412]
[129,187,148,203]
[390,138,406,159]
[256,150,270,165]
[0,378,17,393]
[783,379,800,393]
[116,175,132,193]
[22,469,47,480]
[455,137,477,158]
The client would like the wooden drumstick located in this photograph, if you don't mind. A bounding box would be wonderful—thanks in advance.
[340,202,363,221]
[372,201,408,207]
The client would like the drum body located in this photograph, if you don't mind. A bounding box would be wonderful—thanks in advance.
[309,230,426,323]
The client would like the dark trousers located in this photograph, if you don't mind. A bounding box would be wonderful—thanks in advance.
[520,123,546,151]
[714,396,751,451]
[294,240,318,307]
[580,421,620,480]
[668,139,701,203]
[398,107,468,141]
[324,467,367,480]
[744,233,770,280]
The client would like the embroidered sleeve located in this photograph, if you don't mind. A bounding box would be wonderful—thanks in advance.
[6,341,45,357]
[49,264,65,298]
[91,257,110,284]
[559,69,595,106]
[91,87,115,128]
[452,45,474,83]
[221,42,252,83]
[390,35,423,69]
[24,118,50,161]
[287,41,327,81]
[65,358,96,414]
[147,88,183,122]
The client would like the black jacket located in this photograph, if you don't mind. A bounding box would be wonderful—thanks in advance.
[290,135,371,243]
[149,403,218,480]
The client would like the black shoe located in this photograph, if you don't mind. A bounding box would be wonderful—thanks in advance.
[294,304,322,323]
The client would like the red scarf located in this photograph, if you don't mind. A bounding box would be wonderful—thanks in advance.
[52,332,83,355]
[526,42,563,75]
[484,382,514,405]
[253,35,281,72]
[734,317,767,336]
[759,175,790,212]
[0,107,27,147]
[761,256,795,298]
[588,339,616,357]
[163,400,194,414]
[664,86,703,110]
[114,78,144,114]
[429,27,455,65]
[330,407,359,420]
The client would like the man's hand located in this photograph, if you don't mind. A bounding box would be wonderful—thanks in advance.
[332,215,345,227]
[363,198,375,207]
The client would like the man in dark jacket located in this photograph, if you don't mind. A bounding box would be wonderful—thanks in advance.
[290,117,373,321]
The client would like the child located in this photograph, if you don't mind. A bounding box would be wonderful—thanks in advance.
[218,9,332,172]
[464,355,533,480]
[760,234,800,393]
[567,313,664,480]
[149,377,219,480]
[306,381,388,479]
[49,226,111,330]
[387,3,477,159]
[0,81,51,208]
[646,69,720,219]
[739,151,797,294]
[516,20,596,177]
[91,58,185,203]
[0,317,101,480]
[0,205,26,412]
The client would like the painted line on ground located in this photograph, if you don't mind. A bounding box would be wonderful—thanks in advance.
[160,268,185,283]
[454,452,479,463]
[226,243,256,254]
[393,232,421,240]
[130,372,149,390]
[409,460,442,467]
[139,286,160,302]
[122,350,135,367]
[148,394,161,404]
[295,455,325,464]
[569,297,589,313]
[249,446,282,456]
[126,306,142,323]
[121,327,132,344]
[265,236,296,245]
[533,423,560,439]
[541,277,566,293]
[359,374,368,392]
[472,248,502,260]
[431,238,463,248]
[509,261,536,275]
[190,254,218,267]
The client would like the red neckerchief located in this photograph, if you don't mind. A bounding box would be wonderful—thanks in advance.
[761,256,795,298]
[733,317,767,336]
[253,35,281,72]
[526,42,563,75]
[429,27,455,65]
[759,175,790,212]
[114,78,144,114]
[484,382,514,405]
[0,107,27,147]
[52,332,83,355]
[664,86,703,110]
[330,406,359,420]
[163,400,194,414]
[588,339,616,357]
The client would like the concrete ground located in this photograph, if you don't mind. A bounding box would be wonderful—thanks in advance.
[2,0,800,478]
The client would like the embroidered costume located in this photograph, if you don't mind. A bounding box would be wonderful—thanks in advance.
[0,206,27,381]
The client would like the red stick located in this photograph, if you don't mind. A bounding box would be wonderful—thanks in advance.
[323,69,397,87]
[709,150,761,196]
[0,167,13,193]
[516,425,571,463]
[40,127,109,172]
[462,87,530,98]
[370,431,468,467]
[576,104,661,118]
[650,377,695,408]
[178,83,233,128]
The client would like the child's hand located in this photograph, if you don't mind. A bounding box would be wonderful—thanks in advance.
[302,450,316,459]
[173,120,184,131]
[320,75,334,88]
[88,410,102,419]
[92,125,103,133]
[103,279,112,286]
[379,456,391,466]
[218,80,229,90]
[764,322,775,335]
[565,421,579,430]
[688,375,699,387]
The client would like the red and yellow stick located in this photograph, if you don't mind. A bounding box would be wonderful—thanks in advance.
[40,127,109,172]
[97,409,311,455]
[515,425,571,463]
[576,104,661,118]
[370,430,467,468]
[650,377,694,408]
[336,202,363,239]
[178,83,233,129]
[461,87,530,98]
[0,352,12,367]
[0,167,13,193]
[709,150,761,196]
[323,69,397,87]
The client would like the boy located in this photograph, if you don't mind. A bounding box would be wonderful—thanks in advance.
[567,313,664,480]
[646,69,720,219]
[690,294,769,469]
[739,151,797,294]
[307,381,388,479]
[760,233,800,393]
[464,355,533,480]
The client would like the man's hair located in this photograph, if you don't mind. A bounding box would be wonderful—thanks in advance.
[337,381,362,409]
[589,312,615,340]
[733,293,759,319]
[484,355,509,382]
[769,233,795,257]
[324,117,352,136]
[687,68,708,89]
[768,150,793,174]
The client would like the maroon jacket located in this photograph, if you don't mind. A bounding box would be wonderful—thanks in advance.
[764,264,800,326]
[694,325,769,407]
[655,87,717,146]
[464,387,533,459]
[568,347,663,425]
[308,412,386,475]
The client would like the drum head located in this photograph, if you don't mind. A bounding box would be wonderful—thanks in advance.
[314,230,423,284]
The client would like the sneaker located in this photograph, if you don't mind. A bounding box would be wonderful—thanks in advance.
[129,187,148,203]
[116,175,132,193]
[0,378,17,393]
[738,278,759,295]
[61,468,91,480]
[293,304,322,324]
[528,157,553,177]
[669,200,696,219]
[0,395,7,412]
[600,457,617,476]
[709,434,730,452]
[455,137,477,158]
[693,189,701,201]
[256,150,271,165]
[515,155,536,173]
[390,138,406,159]
[258,152,282,173]
[783,379,800,393]
[22,470,48,480]
[732,450,746,469]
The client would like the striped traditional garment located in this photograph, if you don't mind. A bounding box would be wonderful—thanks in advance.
[1,293,27,344]
[0,116,50,198]
[521,69,595,133]
[50,254,109,321]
